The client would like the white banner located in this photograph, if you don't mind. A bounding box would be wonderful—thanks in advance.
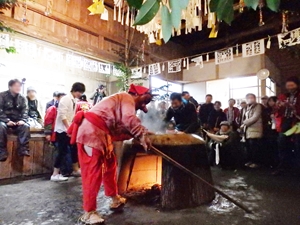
[168,59,181,73]
[0,33,9,48]
[242,39,265,57]
[66,54,84,69]
[98,62,111,74]
[43,48,63,63]
[277,28,300,49]
[148,63,161,76]
[191,56,203,68]
[215,48,233,64]
[131,67,143,78]
[83,58,98,72]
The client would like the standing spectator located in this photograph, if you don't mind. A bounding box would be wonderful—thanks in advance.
[0,79,30,161]
[207,101,227,133]
[46,91,59,111]
[90,85,106,105]
[75,94,92,114]
[199,94,214,129]
[273,76,300,175]
[224,98,240,130]
[239,101,247,110]
[241,93,263,169]
[182,91,199,108]
[164,93,199,134]
[27,87,43,129]
[261,96,269,108]
[44,92,66,143]
[51,82,85,181]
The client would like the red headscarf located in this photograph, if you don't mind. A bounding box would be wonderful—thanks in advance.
[128,84,150,95]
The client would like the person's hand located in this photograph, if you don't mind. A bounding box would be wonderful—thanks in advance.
[213,127,219,132]
[45,135,51,141]
[240,124,245,129]
[7,121,16,126]
[144,136,152,151]
[16,121,25,126]
[176,131,185,134]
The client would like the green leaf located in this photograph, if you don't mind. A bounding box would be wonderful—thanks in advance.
[210,0,234,25]
[161,5,172,43]
[244,0,259,10]
[134,0,160,26]
[126,0,143,9]
[178,0,189,9]
[170,0,181,29]
[266,0,280,12]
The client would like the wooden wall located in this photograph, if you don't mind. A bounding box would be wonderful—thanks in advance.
[1,0,186,64]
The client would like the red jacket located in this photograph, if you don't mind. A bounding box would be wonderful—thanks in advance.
[44,105,57,142]
[277,91,300,132]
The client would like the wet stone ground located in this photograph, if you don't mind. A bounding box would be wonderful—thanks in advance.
[0,168,300,225]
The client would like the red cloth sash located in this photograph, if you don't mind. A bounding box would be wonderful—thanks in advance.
[67,111,110,145]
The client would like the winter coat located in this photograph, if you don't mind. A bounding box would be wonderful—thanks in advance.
[242,103,263,139]
[207,109,227,130]
[199,103,214,125]
[44,105,57,142]
[0,90,28,123]
[224,107,240,130]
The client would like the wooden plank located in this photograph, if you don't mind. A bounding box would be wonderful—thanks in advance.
[0,141,13,179]
[32,141,44,175]
[23,141,35,176]
[10,140,24,178]
[43,143,54,173]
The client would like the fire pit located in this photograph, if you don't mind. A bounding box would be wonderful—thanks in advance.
[117,134,215,210]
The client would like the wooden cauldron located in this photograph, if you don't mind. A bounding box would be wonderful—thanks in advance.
[117,134,215,210]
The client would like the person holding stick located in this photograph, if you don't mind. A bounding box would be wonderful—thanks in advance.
[68,84,153,224]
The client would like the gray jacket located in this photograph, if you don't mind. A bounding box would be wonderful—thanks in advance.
[0,90,28,123]
[243,103,263,139]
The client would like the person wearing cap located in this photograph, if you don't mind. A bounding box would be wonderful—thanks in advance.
[90,84,107,105]
[0,79,30,161]
[205,121,239,169]
[67,84,153,224]
[273,76,300,175]
[46,91,59,111]
[26,86,43,129]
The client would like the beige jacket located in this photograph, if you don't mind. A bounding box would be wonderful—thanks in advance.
[242,103,263,139]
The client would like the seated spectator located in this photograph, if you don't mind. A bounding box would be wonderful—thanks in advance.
[224,98,240,130]
[241,93,263,169]
[199,94,214,129]
[273,76,300,175]
[27,87,43,129]
[205,121,240,169]
[164,92,199,134]
[75,94,92,113]
[207,101,227,133]
[44,92,66,142]
[46,91,59,111]
[182,91,199,108]
[0,79,30,161]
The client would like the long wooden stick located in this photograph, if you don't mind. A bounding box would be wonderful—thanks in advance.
[150,146,253,214]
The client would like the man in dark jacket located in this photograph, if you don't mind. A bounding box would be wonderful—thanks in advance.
[199,94,214,128]
[46,91,59,111]
[208,101,227,133]
[164,93,199,133]
[0,79,30,161]
[182,91,198,108]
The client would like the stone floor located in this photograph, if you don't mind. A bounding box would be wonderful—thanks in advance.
[0,168,300,225]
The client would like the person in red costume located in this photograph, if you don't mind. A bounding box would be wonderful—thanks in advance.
[68,84,153,225]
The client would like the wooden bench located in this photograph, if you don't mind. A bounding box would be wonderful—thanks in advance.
[0,133,54,180]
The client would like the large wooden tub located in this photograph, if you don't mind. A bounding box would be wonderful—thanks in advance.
[117,134,215,209]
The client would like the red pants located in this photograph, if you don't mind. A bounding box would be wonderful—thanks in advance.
[78,143,118,212]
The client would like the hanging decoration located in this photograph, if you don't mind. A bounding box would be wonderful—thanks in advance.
[191,56,203,68]
[277,28,300,49]
[87,0,105,15]
[206,53,209,62]
[281,11,289,34]
[258,1,265,27]
[22,0,29,25]
[162,63,165,72]
[242,39,265,58]
[148,63,161,76]
[266,36,271,49]
[44,0,53,16]
[236,44,239,56]
[215,48,233,64]
[98,62,111,74]
[168,59,182,73]
[131,67,143,78]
